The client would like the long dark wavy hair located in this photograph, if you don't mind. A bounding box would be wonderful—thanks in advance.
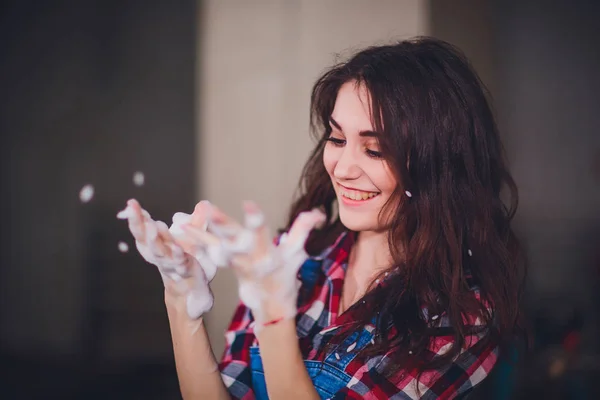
[285,37,527,377]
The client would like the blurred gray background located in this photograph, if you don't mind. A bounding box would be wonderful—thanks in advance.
[1,0,599,398]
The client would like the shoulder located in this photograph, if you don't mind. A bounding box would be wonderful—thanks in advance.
[344,287,499,398]
[342,326,498,399]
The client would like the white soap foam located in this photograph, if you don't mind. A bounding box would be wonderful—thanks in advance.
[169,212,193,238]
[117,200,216,320]
[133,171,145,186]
[79,184,94,203]
[118,241,129,253]
[245,211,265,230]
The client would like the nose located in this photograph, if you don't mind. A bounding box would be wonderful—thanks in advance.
[333,146,361,181]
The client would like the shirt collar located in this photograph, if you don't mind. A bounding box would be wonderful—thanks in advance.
[307,230,355,276]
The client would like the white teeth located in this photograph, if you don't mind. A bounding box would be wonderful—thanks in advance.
[339,188,379,201]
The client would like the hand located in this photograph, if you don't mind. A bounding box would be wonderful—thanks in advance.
[117,199,215,320]
[181,201,325,330]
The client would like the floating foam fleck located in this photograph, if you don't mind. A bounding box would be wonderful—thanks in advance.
[79,184,94,203]
[133,171,145,186]
[118,241,129,253]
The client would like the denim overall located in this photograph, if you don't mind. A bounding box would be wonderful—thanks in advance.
[249,327,374,399]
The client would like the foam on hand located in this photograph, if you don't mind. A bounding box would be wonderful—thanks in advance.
[117,200,216,320]
[201,205,325,330]
[170,212,193,239]
[244,211,265,230]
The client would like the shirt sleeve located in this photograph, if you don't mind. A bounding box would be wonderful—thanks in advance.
[218,301,257,400]
[332,331,499,400]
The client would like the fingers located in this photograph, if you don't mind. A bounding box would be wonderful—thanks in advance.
[275,209,325,278]
[171,212,192,237]
[117,199,147,243]
[206,206,255,257]
[242,201,270,256]
[118,200,217,317]
[171,203,229,280]
[205,204,243,240]
[284,209,326,255]
[194,249,218,281]
[171,201,213,252]
[118,199,187,269]
[180,224,220,247]
[205,203,236,227]
[191,200,212,229]
[187,261,214,319]
[181,224,230,269]
[164,260,214,319]
[155,220,178,259]
[170,212,196,254]
[242,201,265,230]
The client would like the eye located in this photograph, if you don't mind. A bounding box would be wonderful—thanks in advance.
[366,149,383,158]
[325,137,346,147]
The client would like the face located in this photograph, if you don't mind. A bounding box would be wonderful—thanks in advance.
[323,81,398,232]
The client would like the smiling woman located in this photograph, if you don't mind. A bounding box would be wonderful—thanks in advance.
[260,37,527,398]
[120,36,526,400]
[323,82,398,233]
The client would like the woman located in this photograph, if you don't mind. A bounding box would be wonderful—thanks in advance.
[119,37,526,399]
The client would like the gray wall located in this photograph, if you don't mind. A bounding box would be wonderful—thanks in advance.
[197,0,430,356]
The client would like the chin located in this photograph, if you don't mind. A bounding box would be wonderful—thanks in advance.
[338,213,378,232]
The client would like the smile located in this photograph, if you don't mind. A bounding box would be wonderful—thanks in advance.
[338,186,380,201]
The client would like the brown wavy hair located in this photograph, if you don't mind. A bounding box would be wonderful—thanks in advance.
[284,37,527,377]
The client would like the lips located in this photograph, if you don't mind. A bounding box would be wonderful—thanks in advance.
[337,184,380,202]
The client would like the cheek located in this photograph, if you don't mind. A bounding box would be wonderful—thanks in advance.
[370,163,397,193]
[322,147,337,176]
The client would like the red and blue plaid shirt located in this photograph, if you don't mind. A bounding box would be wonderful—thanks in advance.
[219,232,498,399]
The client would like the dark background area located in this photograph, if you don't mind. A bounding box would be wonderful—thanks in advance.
[1,0,599,399]
[432,1,600,398]
[0,0,196,398]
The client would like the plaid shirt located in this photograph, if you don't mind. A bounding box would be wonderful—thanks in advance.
[219,232,498,399]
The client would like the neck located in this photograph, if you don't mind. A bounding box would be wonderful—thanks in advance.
[339,230,394,313]
[349,230,393,278]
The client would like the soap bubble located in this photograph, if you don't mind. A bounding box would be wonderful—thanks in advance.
[133,171,145,186]
[118,241,129,253]
[79,184,94,203]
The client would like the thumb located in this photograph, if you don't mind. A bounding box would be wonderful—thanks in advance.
[282,209,326,256]
[191,200,213,228]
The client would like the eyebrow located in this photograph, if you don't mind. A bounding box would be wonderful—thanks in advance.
[329,116,380,137]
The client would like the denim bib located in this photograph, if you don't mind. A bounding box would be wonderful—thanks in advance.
[249,328,374,399]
